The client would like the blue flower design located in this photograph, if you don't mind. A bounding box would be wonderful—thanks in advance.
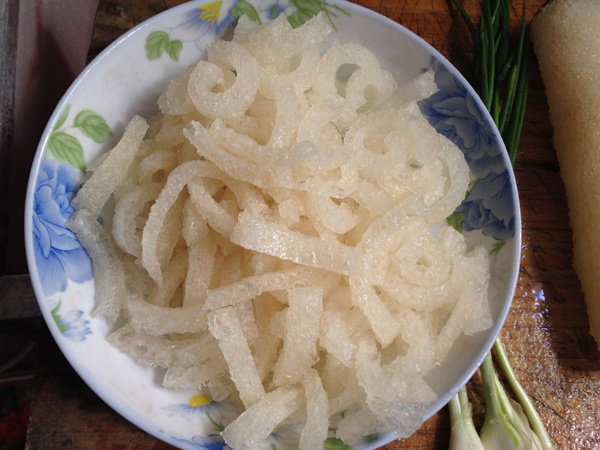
[32,158,92,296]
[179,0,238,50]
[254,0,294,22]
[455,170,515,240]
[418,59,505,176]
[418,58,516,241]
[166,394,240,433]
[267,424,301,448]
[171,434,228,450]
[59,310,92,341]
[51,302,92,341]
[167,398,222,418]
[264,2,287,20]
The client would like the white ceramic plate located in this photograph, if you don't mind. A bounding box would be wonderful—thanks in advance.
[25,1,521,448]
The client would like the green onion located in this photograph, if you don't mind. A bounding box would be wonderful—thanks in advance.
[493,340,555,449]
[452,0,528,162]
[479,352,545,449]
[449,386,484,450]
[447,1,556,448]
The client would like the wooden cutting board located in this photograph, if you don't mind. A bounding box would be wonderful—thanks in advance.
[26,1,600,448]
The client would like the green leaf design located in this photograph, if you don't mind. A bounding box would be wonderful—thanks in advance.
[446,211,464,233]
[145,30,184,61]
[324,437,351,450]
[365,433,379,442]
[287,8,312,28]
[490,240,506,255]
[50,303,67,333]
[231,0,261,23]
[288,0,329,27]
[287,0,348,29]
[292,0,323,16]
[205,411,225,432]
[73,109,112,143]
[53,104,71,131]
[47,131,86,171]
[165,39,183,61]
[145,30,170,60]
[47,107,112,171]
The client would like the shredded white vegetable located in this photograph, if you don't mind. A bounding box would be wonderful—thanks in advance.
[67,13,491,449]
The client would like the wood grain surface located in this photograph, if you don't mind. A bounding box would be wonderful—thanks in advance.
[26,0,600,448]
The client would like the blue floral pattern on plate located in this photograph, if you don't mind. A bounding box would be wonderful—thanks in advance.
[419,58,515,241]
[455,169,515,240]
[32,157,92,296]
[418,59,505,176]
[165,395,238,449]
[166,395,240,430]
[180,0,237,50]
[51,302,92,341]
[171,434,228,450]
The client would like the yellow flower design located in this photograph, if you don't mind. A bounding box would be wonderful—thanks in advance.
[197,0,224,24]
[188,393,213,407]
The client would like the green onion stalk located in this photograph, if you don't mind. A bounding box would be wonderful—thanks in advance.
[447,1,555,449]
[448,386,484,450]
[479,351,544,449]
